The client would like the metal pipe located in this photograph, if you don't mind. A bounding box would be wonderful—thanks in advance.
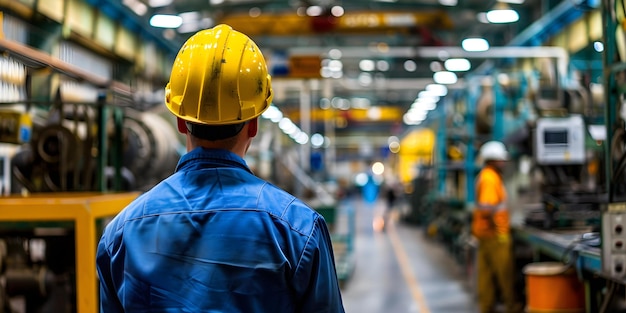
[4,267,54,298]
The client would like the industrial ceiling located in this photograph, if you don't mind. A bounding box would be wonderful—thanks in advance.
[90,0,600,154]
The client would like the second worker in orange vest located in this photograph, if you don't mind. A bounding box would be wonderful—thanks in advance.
[472,141,520,313]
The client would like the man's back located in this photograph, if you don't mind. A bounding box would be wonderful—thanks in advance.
[97,148,344,312]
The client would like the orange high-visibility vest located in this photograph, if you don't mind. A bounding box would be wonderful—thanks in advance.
[472,165,510,239]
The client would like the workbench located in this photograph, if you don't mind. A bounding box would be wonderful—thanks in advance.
[513,226,601,274]
[513,225,604,313]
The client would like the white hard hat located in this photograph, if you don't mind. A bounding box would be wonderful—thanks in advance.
[479,140,509,161]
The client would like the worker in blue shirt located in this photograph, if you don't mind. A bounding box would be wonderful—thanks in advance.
[96,24,345,312]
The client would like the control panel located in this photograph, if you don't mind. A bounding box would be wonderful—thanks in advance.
[534,115,585,165]
[0,110,31,144]
[602,203,626,280]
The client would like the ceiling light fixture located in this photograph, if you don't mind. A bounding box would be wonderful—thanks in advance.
[328,49,342,59]
[462,38,490,52]
[311,133,325,148]
[376,60,390,72]
[498,0,525,3]
[426,84,448,97]
[404,60,417,72]
[476,12,489,24]
[429,61,443,72]
[178,11,200,22]
[486,3,519,23]
[417,91,440,102]
[150,14,183,28]
[306,6,323,17]
[438,0,458,6]
[249,7,262,17]
[444,58,471,71]
[412,101,436,111]
[359,60,375,72]
[331,6,344,17]
[594,41,604,52]
[148,0,172,8]
[433,71,458,84]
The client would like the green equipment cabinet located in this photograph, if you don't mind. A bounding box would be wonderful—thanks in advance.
[315,201,355,286]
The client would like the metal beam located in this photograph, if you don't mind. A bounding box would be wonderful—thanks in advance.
[414,46,569,78]
[274,77,467,91]
[288,46,568,78]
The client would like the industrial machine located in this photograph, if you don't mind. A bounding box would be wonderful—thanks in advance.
[0,91,184,312]
[534,114,586,166]
[528,114,604,229]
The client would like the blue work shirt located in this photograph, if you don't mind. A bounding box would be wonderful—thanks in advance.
[97,147,345,312]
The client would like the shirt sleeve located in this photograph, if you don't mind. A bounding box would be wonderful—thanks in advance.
[294,216,345,313]
[96,225,125,312]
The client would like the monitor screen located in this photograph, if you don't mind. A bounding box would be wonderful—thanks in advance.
[544,129,568,145]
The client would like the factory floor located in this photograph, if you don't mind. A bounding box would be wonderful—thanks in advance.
[337,197,480,313]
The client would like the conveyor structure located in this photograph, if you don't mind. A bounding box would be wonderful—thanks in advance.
[0,192,138,313]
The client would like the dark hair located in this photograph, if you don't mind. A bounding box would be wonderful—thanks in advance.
[186,122,246,141]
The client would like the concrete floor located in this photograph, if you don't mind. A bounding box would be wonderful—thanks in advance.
[338,197,480,313]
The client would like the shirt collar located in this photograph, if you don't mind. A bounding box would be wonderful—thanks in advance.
[175,147,252,174]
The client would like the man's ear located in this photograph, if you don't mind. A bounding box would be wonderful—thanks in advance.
[177,117,188,134]
[247,118,258,138]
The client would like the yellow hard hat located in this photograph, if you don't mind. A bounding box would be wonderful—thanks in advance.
[165,24,273,125]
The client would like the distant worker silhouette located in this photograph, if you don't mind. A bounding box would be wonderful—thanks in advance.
[472,141,520,313]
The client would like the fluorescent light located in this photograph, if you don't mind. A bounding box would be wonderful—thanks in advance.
[439,0,458,6]
[177,22,201,34]
[328,49,342,59]
[426,84,448,96]
[358,72,373,86]
[594,41,604,52]
[404,110,428,125]
[311,133,325,148]
[486,2,519,23]
[294,132,309,145]
[412,101,436,111]
[367,107,382,120]
[178,11,200,22]
[279,118,298,134]
[404,60,417,72]
[433,71,458,85]
[261,105,283,123]
[376,60,390,72]
[331,6,344,17]
[148,0,172,7]
[150,14,183,28]
[476,12,489,24]
[444,58,471,71]
[249,7,262,18]
[417,91,440,102]
[359,60,375,72]
[486,9,519,23]
[498,0,525,3]
[462,38,489,52]
[306,6,323,16]
[406,109,428,119]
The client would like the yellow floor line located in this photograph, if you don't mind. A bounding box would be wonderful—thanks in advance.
[387,219,431,313]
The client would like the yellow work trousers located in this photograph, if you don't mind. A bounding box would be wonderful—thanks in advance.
[477,237,517,313]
